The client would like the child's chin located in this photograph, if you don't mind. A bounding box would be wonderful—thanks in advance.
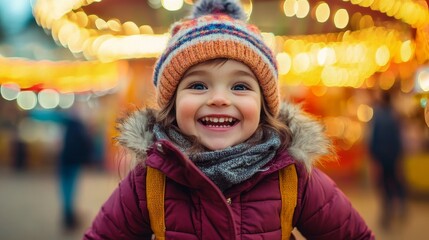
[202,142,233,151]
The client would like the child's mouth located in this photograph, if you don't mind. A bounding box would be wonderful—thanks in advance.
[199,116,238,128]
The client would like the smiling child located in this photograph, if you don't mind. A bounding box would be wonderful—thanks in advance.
[84,0,374,239]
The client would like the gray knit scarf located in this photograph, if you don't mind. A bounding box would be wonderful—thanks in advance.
[153,124,281,191]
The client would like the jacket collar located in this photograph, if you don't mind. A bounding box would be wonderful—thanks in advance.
[116,102,332,172]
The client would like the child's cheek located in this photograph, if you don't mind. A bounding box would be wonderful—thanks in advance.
[175,95,200,133]
[238,97,262,123]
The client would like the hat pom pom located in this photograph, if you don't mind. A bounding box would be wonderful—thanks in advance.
[191,0,247,21]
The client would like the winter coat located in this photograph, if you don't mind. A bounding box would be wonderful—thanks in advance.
[84,103,374,240]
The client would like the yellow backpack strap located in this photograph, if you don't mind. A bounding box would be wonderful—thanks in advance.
[279,164,298,240]
[146,166,166,240]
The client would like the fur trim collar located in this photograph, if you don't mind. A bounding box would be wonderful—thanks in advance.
[116,102,332,171]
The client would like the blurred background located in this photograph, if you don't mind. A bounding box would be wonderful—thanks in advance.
[1,0,429,239]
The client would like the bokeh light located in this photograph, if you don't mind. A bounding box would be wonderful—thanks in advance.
[315,2,330,23]
[58,93,75,109]
[333,9,349,29]
[16,91,37,110]
[1,83,20,101]
[295,0,310,19]
[357,104,373,122]
[38,89,60,109]
[161,0,184,11]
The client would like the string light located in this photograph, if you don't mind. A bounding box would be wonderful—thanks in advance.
[277,26,415,88]
[0,57,128,92]
[0,0,420,95]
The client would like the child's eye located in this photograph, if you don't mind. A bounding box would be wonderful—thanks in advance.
[232,84,249,91]
[189,82,207,90]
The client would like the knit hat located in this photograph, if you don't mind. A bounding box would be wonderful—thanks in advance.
[153,0,280,116]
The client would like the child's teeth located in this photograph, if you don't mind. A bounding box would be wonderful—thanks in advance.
[201,117,236,124]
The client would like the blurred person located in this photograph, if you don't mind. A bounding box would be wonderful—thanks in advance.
[369,90,407,229]
[84,0,374,239]
[30,107,94,231]
[59,111,93,231]
[11,130,27,171]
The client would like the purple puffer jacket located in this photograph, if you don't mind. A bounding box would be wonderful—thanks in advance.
[84,103,375,239]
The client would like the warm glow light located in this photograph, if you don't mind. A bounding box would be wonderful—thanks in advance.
[241,0,253,19]
[161,0,184,11]
[311,85,327,96]
[315,2,330,23]
[379,71,396,90]
[334,9,349,29]
[296,0,310,19]
[277,53,292,74]
[75,11,89,27]
[292,53,310,73]
[348,0,429,28]
[324,117,345,138]
[139,25,154,34]
[262,32,276,51]
[418,70,429,91]
[58,22,78,47]
[283,0,297,17]
[344,120,362,144]
[317,47,336,65]
[321,66,338,86]
[95,18,108,30]
[400,40,413,62]
[359,14,374,29]
[375,45,390,66]
[123,21,140,35]
[107,19,121,32]
[22,0,429,90]
[148,0,162,9]
[357,104,373,122]
[0,57,126,93]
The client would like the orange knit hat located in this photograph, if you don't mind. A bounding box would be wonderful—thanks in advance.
[153,0,280,116]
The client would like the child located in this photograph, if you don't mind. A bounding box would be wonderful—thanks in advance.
[84,0,374,239]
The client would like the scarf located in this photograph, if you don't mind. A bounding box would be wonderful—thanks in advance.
[153,124,281,191]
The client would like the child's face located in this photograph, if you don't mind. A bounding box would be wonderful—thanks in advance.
[175,59,261,150]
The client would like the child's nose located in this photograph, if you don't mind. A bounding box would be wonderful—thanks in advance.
[207,90,231,106]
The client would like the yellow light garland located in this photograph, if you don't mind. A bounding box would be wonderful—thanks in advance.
[33,0,169,61]
[0,57,128,92]
[8,0,422,94]
[32,0,429,61]
[348,0,429,28]
[277,26,414,88]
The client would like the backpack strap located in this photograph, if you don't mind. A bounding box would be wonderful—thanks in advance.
[146,166,166,240]
[279,164,298,240]
[146,164,298,240]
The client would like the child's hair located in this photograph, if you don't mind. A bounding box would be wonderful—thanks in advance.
[156,58,292,153]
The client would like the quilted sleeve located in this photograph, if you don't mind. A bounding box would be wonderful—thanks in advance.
[296,168,375,240]
[83,165,152,240]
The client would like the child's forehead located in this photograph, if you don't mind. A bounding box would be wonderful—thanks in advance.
[188,59,253,72]
[183,59,257,79]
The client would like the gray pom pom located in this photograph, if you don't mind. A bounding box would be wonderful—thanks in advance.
[191,0,247,21]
